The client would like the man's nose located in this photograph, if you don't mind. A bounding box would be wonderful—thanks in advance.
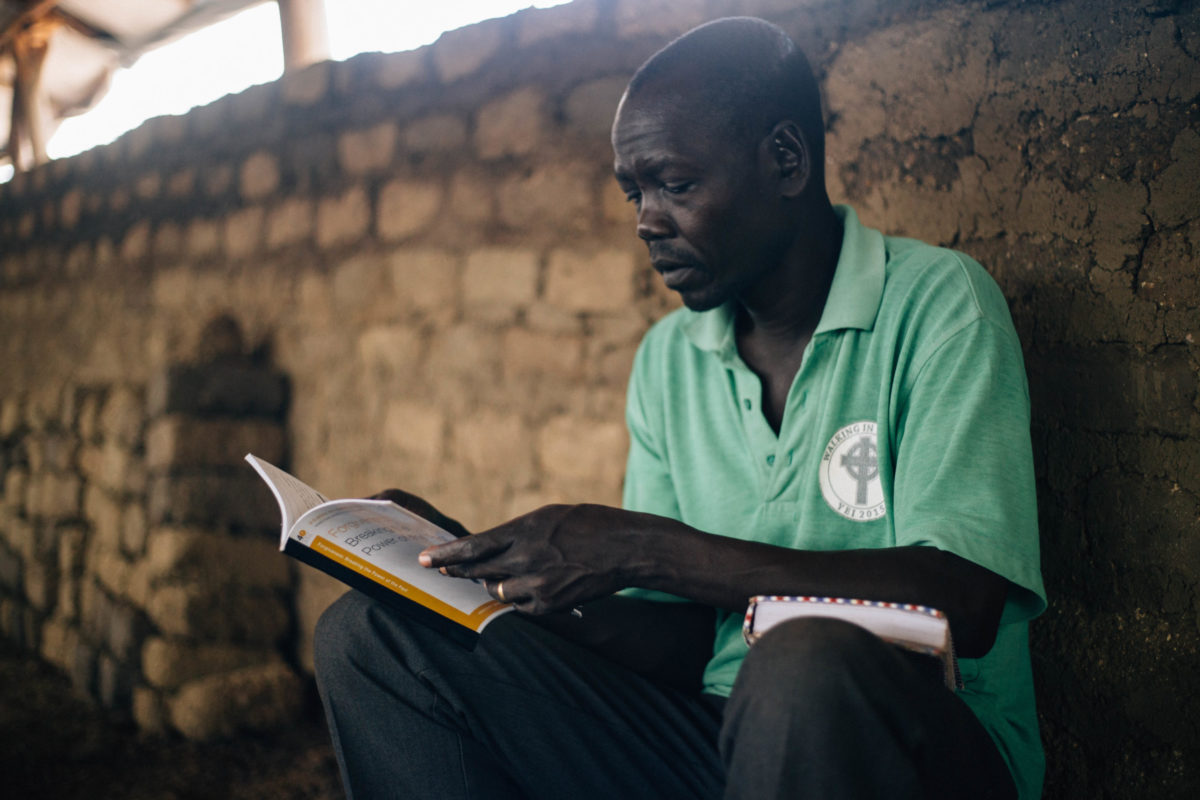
[636,197,673,241]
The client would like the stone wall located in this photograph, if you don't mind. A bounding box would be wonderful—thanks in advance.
[0,0,1196,796]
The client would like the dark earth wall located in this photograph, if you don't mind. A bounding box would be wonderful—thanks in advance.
[0,0,1196,796]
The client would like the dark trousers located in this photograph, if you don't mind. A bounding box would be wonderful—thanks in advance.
[314,591,1016,800]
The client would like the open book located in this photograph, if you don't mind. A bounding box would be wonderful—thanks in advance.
[743,596,960,690]
[246,454,511,644]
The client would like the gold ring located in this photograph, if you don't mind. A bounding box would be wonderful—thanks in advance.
[496,580,507,603]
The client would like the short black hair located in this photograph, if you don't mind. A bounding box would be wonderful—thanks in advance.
[625,17,825,182]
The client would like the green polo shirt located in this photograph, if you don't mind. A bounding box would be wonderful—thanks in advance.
[622,205,1046,798]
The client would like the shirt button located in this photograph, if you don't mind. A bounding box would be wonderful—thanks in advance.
[743,398,752,410]
[766,454,775,466]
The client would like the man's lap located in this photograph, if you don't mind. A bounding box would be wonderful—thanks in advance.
[314,592,1015,800]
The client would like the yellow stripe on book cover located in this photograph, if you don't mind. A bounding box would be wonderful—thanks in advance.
[311,537,509,631]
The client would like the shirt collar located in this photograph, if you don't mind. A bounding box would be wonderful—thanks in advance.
[681,204,886,358]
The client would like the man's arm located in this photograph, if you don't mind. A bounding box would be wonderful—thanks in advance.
[421,504,1008,658]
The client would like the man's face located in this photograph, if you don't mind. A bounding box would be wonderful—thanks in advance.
[612,96,783,312]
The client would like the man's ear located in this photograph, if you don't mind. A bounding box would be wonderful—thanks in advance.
[765,121,810,198]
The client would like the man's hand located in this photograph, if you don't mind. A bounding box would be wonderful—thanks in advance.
[419,504,643,615]
[369,488,471,538]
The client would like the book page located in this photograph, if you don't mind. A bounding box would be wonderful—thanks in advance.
[294,501,503,619]
[245,454,330,545]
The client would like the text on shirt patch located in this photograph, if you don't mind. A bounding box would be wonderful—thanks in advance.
[820,421,887,521]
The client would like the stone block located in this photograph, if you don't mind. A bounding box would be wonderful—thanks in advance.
[135,172,161,200]
[266,196,314,250]
[475,87,546,159]
[186,218,222,258]
[26,472,81,520]
[517,0,598,45]
[387,248,459,319]
[3,466,28,512]
[152,221,184,258]
[98,652,133,709]
[537,416,627,486]
[24,559,55,612]
[40,616,75,671]
[169,661,304,741]
[147,474,278,529]
[121,504,147,556]
[545,248,637,313]
[454,410,533,483]
[167,168,195,197]
[0,516,34,563]
[377,48,426,89]
[146,415,284,470]
[57,574,78,621]
[145,583,290,644]
[142,636,275,689]
[448,169,495,225]
[99,386,144,447]
[316,186,370,248]
[147,364,288,418]
[0,396,21,437]
[80,441,145,495]
[338,121,398,175]
[119,221,149,263]
[403,114,467,154]
[26,432,75,473]
[330,251,392,319]
[503,327,582,378]
[428,324,502,381]
[132,686,168,733]
[224,206,266,259]
[0,540,20,593]
[60,188,84,229]
[564,77,626,138]
[463,247,539,313]
[357,325,423,379]
[144,527,289,589]
[496,162,595,233]
[433,20,504,83]
[378,178,443,242]
[383,401,446,460]
[58,523,84,574]
[281,61,328,105]
[615,0,707,39]
[70,637,97,699]
[85,484,123,554]
[240,151,280,200]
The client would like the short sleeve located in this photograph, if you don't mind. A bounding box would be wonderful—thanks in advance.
[892,317,1046,623]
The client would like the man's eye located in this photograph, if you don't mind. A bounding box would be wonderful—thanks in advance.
[663,182,693,195]
[625,191,642,206]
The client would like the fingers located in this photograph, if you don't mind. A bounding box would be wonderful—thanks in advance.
[419,532,510,569]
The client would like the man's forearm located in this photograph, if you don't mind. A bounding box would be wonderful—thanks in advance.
[623,512,1008,657]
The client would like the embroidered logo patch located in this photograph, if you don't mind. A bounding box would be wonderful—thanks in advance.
[820,421,886,521]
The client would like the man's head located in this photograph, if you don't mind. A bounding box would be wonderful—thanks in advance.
[612,18,829,311]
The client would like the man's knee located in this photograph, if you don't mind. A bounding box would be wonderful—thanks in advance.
[732,617,892,710]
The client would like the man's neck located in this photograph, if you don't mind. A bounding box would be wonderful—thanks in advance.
[732,200,843,434]
[736,200,842,350]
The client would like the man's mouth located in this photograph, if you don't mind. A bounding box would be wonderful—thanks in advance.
[654,262,706,290]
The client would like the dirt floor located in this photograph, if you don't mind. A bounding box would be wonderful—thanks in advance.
[0,641,343,800]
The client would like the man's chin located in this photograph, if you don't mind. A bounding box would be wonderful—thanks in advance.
[677,289,727,313]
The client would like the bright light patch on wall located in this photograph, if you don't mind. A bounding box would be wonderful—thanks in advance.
[39,0,571,167]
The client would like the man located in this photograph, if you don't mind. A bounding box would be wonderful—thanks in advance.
[315,17,1045,800]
